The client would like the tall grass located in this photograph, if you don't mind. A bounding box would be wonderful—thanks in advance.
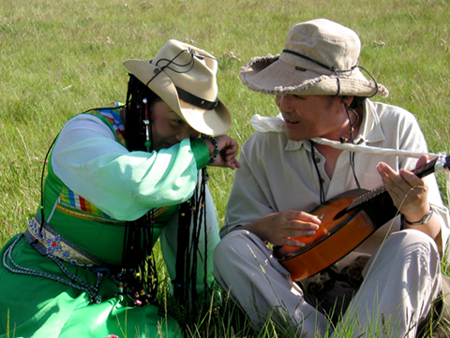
[1,0,450,336]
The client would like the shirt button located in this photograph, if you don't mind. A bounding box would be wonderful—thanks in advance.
[315,157,321,163]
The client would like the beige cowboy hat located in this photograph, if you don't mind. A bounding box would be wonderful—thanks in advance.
[123,39,231,136]
[240,19,389,98]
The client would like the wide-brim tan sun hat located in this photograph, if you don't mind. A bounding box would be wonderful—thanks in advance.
[123,39,231,136]
[240,18,389,98]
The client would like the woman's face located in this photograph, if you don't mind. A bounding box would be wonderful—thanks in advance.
[150,101,200,151]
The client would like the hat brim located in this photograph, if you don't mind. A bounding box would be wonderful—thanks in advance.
[180,100,231,136]
[123,59,231,136]
[240,54,389,98]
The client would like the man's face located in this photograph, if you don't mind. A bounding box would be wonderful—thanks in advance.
[275,94,347,142]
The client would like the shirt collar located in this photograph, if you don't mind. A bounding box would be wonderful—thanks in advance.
[286,139,309,151]
[357,99,385,144]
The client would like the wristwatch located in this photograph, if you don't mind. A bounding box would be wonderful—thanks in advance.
[404,207,433,225]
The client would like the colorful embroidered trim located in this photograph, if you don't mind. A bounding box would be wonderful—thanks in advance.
[59,186,112,220]
[25,217,110,267]
[151,206,170,218]
[89,103,126,146]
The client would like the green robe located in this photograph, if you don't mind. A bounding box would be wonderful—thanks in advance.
[0,104,217,337]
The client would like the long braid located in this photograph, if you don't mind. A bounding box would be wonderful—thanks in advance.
[119,75,162,305]
[125,74,161,152]
[122,73,211,312]
[173,168,210,321]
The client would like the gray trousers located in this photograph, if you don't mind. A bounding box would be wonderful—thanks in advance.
[213,229,441,337]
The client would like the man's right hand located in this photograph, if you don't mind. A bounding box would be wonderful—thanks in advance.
[239,210,321,247]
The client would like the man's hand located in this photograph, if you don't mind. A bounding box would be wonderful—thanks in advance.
[377,155,429,222]
[242,210,321,247]
[377,155,441,241]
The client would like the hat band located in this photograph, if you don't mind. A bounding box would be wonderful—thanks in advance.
[283,49,357,73]
[176,86,219,110]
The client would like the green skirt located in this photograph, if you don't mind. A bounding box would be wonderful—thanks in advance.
[0,234,181,338]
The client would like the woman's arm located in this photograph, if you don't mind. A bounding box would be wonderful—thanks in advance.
[52,114,207,221]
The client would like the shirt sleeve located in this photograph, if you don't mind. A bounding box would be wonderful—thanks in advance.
[220,133,276,238]
[51,114,209,221]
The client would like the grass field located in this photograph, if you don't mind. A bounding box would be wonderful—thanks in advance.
[1,0,450,336]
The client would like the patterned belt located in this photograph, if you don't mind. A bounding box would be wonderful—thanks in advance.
[25,216,111,269]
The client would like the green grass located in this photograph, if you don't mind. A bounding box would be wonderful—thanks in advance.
[1,0,450,336]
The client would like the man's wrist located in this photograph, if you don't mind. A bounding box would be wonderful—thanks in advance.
[404,206,433,226]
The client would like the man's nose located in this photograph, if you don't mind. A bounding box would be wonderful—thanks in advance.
[276,94,293,112]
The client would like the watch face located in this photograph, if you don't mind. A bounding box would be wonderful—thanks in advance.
[422,210,433,224]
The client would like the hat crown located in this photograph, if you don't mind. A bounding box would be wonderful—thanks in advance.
[281,19,361,74]
[151,39,218,101]
[123,40,231,136]
[239,18,389,98]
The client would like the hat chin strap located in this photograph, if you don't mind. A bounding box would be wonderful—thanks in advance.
[175,86,219,110]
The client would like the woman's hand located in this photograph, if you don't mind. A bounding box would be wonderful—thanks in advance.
[203,135,241,169]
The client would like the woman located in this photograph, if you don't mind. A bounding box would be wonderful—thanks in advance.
[0,39,239,337]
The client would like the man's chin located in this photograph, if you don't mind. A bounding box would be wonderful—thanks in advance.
[285,131,305,142]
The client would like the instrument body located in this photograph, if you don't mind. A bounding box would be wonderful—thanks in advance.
[274,189,397,280]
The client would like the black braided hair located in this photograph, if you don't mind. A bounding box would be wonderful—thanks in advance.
[124,74,162,152]
[118,74,163,305]
[121,74,209,310]
[173,169,209,310]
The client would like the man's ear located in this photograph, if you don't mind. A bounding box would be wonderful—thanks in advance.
[341,96,355,107]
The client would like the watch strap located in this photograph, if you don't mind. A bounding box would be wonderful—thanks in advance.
[404,207,433,226]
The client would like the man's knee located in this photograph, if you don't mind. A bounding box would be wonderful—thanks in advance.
[214,230,249,269]
[388,229,439,255]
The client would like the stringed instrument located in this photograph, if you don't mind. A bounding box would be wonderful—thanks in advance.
[273,155,450,281]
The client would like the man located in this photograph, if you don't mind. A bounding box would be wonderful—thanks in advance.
[213,19,450,337]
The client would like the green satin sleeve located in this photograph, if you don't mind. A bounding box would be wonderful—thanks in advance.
[190,139,210,169]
